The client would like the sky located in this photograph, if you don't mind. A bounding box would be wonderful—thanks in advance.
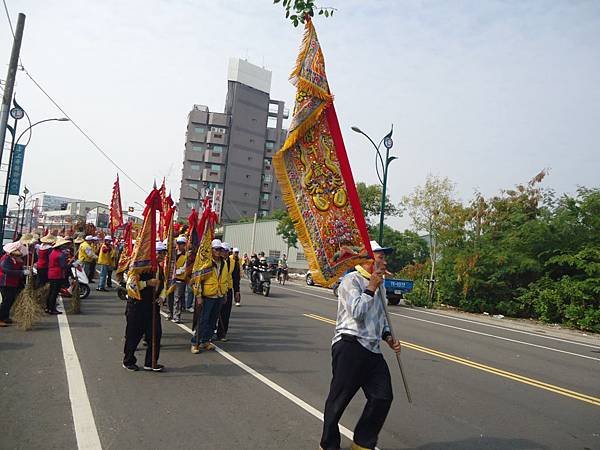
[1,0,599,231]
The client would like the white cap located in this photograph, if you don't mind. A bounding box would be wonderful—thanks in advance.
[233,247,239,253]
[221,242,231,251]
[85,235,93,241]
[176,236,187,244]
[370,240,393,254]
[104,236,112,241]
[211,239,223,249]
[156,241,167,252]
[92,236,99,241]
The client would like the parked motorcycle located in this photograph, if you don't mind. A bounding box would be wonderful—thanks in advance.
[251,267,271,297]
[59,261,91,299]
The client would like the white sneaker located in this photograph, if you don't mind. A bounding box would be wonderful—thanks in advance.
[235,302,240,307]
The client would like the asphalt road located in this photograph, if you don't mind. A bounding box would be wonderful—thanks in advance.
[1,277,599,450]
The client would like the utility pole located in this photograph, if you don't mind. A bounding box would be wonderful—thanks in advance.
[0,13,26,163]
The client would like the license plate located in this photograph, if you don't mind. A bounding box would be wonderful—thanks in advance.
[394,290,403,295]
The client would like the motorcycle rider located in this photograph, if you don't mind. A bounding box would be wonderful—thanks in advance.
[277,254,288,282]
[251,252,268,292]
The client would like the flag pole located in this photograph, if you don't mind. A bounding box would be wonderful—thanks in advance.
[380,277,412,403]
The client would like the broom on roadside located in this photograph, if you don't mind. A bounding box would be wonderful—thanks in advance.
[13,238,44,331]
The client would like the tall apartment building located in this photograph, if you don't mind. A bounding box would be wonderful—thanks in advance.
[178,58,288,222]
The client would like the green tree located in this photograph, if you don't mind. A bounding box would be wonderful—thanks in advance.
[401,175,458,303]
[368,224,429,274]
[356,182,402,227]
[273,0,336,27]
[275,210,298,255]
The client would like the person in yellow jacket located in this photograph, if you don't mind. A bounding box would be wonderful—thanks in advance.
[191,239,229,354]
[78,235,98,284]
[168,235,188,323]
[97,236,115,291]
[216,244,241,341]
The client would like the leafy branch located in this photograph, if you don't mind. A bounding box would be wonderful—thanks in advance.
[273,0,336,27]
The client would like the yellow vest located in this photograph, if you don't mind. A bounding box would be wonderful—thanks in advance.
[78,242,96,263]
[200,259,229,298]
[97,244,114,265]
[175,253,187,281]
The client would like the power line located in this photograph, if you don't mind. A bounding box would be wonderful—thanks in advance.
[2,0,147,193]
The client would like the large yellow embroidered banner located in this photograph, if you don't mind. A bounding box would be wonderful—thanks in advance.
[273,19,372,288]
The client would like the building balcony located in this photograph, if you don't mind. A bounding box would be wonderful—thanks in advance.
[208,113,229,127]
[204,149,225,164]
[202,168,224,183]
[206,130,228,145]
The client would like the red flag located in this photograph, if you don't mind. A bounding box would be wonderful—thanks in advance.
[126,187,163,300]
[273,19,372,287]
[110,175,124,236]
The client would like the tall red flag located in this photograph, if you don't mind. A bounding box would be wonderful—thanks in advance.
[110,175,124,236]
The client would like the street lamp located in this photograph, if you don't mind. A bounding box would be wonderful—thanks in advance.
[0,113,69,241]
[351,125,397,245]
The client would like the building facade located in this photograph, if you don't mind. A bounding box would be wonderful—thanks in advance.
[178,58,288,222]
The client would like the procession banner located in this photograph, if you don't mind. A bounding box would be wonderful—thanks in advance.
[109,175,124,236]
[273,19,372,288]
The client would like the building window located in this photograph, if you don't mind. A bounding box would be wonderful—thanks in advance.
[264,158,272,170]
[267,116,277,128]
[192,145,204,152]
[261,193,270,201]
[297,252,306,261]
[265,141,274,150]
[211,164,221,171]
[249,138,255,144]
[269,250,281,259]
[263,174,273,183]
[211,126,226,133]
[194,126,205,134]
[190,163,201,171]
[213,145,224,153]
[248,156,253,161]
[187,202,195,209]
[259,210,268,218]
[243,192,248,197]
[188,182,198,190]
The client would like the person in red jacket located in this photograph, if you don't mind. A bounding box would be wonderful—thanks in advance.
[0,242,27,326]
[36,234,56,288]
[46,237,71,315]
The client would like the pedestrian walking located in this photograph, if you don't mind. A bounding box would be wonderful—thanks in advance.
[0,242,27,326]
[122,241,166,372]
[45,237,71,315]
[169,235,187,323]
[217,245,240,340]
[35,234,56,288]
[78,236,98,283]
[320,241,402,450]
[190,239,229,354]
[96,236,114,292]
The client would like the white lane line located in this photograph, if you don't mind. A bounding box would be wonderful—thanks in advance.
[273,285,600,361]
[158,310,358,445]
[57,297,102,450]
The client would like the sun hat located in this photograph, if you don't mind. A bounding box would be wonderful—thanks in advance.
[156,241,167,252]
[221,242,231,252]
[53,237,71,248]
[176,236,187,244]
[40,234,57,244]
[74,236,85,244]
[233,247,239,253]
[85,235,93,241]
[211,239,223,249]
[3,241,26,256]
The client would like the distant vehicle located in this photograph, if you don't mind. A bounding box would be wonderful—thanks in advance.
[305,270,316,286]
[330,274,414,306]
[265,257,278,276]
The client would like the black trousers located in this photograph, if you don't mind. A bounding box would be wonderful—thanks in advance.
[46,279,63,312]
[217,289,233,339]
[320,337,393,450]
[123,299,162,367]
[36,268,48,288]
[0,286,20,321]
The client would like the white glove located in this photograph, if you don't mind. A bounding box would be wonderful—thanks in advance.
[175,268,184,275]
[23,269,31,276]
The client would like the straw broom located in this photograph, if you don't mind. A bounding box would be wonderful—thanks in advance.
[13,244,44,331]
[68,273,81,314]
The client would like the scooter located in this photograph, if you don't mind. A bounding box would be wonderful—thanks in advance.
[251,267,271,297]
[59,261,91,299]
[276,267,288,285]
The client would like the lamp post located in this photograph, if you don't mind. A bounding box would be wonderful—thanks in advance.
[0,116,69,241]
[351,125,397,246]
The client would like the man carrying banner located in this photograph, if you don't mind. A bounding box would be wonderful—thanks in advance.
[170,235,187,323]
[320,241,401,450]
[122,241,166,372]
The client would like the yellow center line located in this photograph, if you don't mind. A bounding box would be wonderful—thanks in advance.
[303,313,600,407]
